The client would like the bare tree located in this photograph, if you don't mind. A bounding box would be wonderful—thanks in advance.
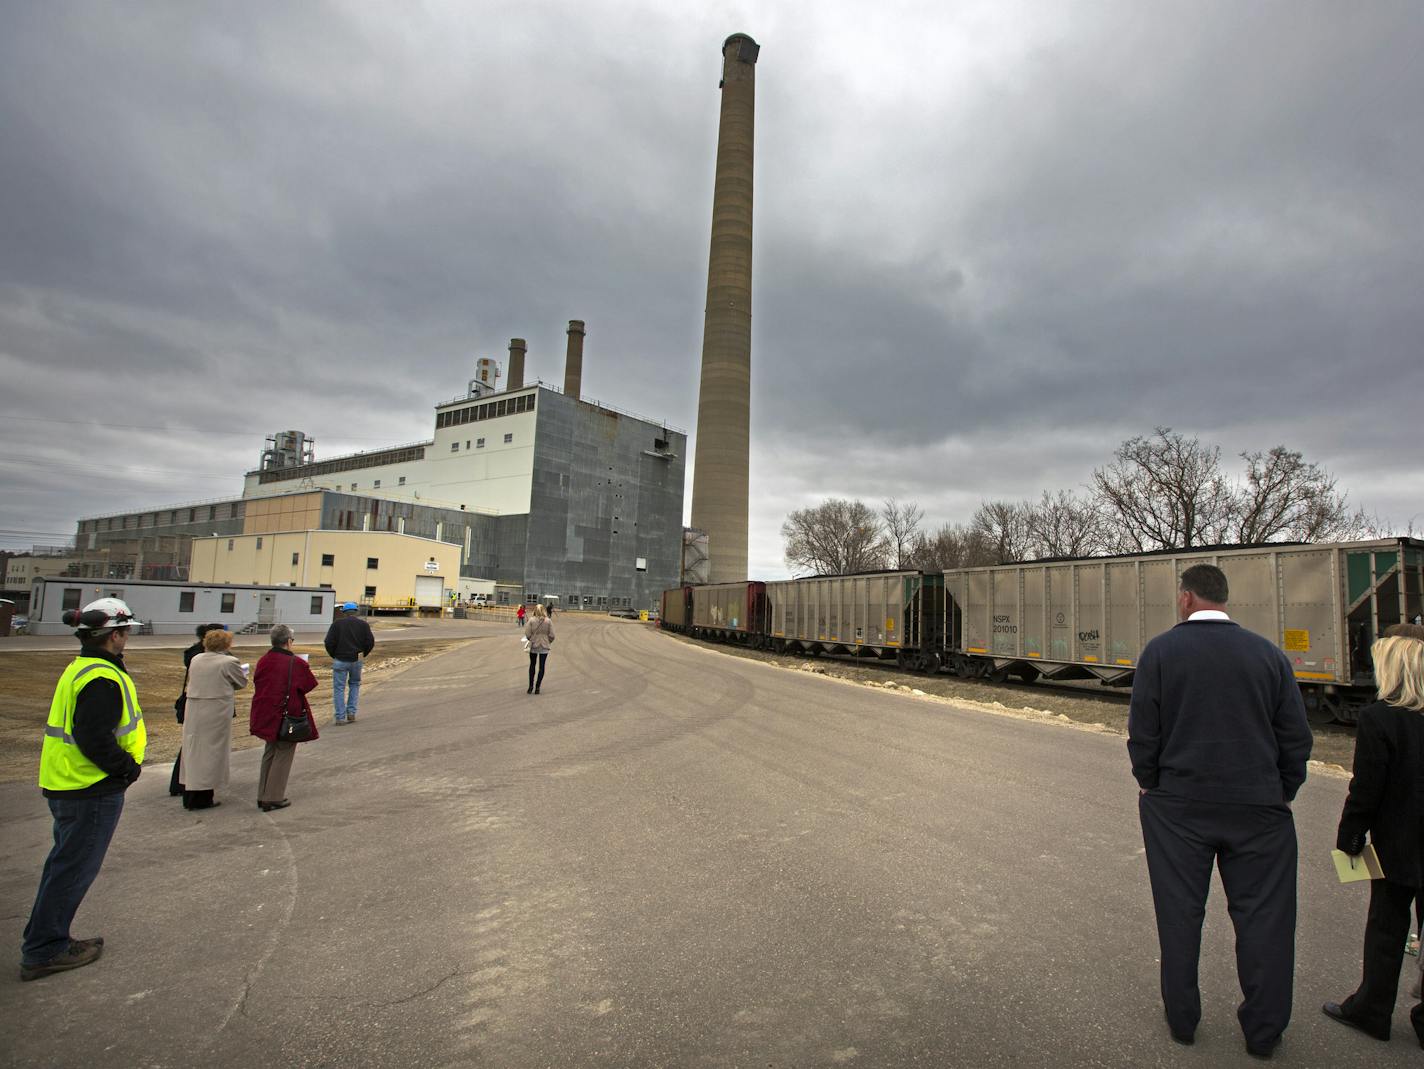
[1027,489,1108,558]
[909,523,997,570]
[971,500,1035,563]
[881,498,925,569]
[782,498,888,575]
[1092,428,1236,551]
[1233,446,1363,543]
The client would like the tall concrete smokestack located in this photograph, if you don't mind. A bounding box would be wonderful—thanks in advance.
[507,338,526,390]
[691,33,758,584]
[564,320,585,400]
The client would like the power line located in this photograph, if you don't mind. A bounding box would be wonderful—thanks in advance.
[0,414,414,442]
[0,457,238,478]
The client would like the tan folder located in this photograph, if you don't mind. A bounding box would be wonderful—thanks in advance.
[1331,844,1385,883]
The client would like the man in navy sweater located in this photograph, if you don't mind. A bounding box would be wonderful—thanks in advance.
[1128,563,1313,1059]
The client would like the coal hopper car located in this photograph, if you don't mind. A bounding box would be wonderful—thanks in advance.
[765,570,946,670]
[940,536,1423,722]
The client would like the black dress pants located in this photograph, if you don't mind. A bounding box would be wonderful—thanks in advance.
[1139,792,1297,1049]
[1341,877,1424,1041]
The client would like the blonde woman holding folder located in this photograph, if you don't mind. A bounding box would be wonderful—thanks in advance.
[1324,633,1424,1046]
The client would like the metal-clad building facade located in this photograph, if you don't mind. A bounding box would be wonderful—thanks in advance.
[525,388,686,611]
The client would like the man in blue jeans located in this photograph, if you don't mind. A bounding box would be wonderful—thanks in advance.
[21,597,145,981]
[323,601,374,724]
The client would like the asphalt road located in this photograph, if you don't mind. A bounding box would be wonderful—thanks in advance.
[0,616,1414,1067]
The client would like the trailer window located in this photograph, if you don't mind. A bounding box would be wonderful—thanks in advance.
[311,596,324,614]
[179,592,195,612]
[220,593,235,613]
[62,588,82,612]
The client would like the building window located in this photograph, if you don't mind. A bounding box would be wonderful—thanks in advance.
[598,596,607,607]
[320,583,333,589]
[321,553,335,566]
[450,442,459,452]
[465,441,471,450]
[635,557,647,572]
[583,595,594,605]
[188,508,196,522]
[227,539,234,551]
[398,476,406,485]
[255,536,263,549]
[366,558,379,570]
[292,552,300,565]
[179,592,195,612]
[208,506,216,521]
[503,433,513,444]
[310,596,323,614]
[220,593,235,613]
[62,588,82,611]
[351,482,358,490]
[476,438,485,448]
[364,585,377,598]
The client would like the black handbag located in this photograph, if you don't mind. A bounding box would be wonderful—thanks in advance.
[174,663,190,724]
[275,655,313,743]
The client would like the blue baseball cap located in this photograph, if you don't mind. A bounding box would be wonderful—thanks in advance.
[342,601,359,612]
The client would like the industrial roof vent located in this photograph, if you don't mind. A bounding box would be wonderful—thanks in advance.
[261,430,315,471]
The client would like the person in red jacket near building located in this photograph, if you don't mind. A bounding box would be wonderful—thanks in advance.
[249,624,319,812]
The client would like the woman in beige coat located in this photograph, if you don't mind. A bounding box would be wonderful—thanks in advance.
[524,603,554,694]
[181,628,248,810]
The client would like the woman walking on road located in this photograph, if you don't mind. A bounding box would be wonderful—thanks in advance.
[1323,633,1424,1046]
[524,603,554,694]
[180,627,248,810]
[248,624,319,812]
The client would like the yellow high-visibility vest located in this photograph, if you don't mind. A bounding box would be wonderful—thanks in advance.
[38,656,146,791]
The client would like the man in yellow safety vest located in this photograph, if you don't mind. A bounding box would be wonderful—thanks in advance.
[19,597,146,981]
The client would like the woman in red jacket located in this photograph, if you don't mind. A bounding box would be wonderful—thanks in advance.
[248,624,319,812]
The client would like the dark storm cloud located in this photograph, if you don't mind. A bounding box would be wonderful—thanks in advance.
[1,1,1420,567]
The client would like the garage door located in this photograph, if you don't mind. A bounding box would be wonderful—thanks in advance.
[414,575,443,608]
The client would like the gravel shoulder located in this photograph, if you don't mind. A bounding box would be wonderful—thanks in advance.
[656,627,1359,776]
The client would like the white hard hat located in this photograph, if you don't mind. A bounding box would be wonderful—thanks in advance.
[63,596,143,632]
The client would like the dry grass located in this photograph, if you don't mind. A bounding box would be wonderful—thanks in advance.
[0,639,473,785]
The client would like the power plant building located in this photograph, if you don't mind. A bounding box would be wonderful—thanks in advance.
[70,367,687,612]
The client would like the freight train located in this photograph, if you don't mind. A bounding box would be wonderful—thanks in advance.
[661,536,1424,724]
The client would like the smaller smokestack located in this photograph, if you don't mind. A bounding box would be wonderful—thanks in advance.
[564,320,585,400]
[507,338,526,390]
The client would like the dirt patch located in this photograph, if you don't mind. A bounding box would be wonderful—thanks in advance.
[658,630,1359,776]
[0,639,474,785]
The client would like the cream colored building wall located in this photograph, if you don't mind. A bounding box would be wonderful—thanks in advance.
[190,530,461,604]
[240,391,539,516]
[243,492,324,535]
[3,557,78,587]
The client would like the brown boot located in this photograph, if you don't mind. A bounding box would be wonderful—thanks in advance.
[20,939,103,981]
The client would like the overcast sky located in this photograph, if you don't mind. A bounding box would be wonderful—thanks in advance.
[2,0,1420,579]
